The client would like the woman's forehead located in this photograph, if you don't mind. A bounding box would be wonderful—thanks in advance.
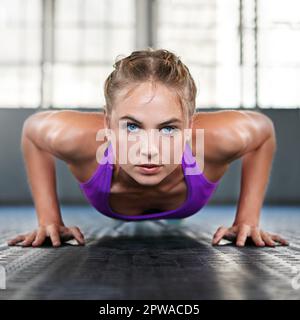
[113,82,183,118]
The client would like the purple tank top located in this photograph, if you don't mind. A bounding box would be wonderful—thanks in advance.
[78,142,220,221]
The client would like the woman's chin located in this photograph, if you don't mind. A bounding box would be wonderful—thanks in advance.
[133,172,164,187]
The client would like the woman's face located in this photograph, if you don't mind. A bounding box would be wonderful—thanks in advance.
[104,81,192,187]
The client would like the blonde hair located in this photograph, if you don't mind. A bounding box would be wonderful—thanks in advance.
[103,48,197,120]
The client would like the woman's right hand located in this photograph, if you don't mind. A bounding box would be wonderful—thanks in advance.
[7,224,85,247]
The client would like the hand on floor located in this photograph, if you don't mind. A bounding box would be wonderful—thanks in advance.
[212,223,289,247]
[7,223,85,248]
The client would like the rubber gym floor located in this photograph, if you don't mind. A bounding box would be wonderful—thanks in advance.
[0,205,299,300]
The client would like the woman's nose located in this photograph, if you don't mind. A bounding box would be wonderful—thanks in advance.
[139,131,160,158]
[140,141,159,158]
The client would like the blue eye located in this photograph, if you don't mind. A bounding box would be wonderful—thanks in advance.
[161,126,176,135]
[126,123,177,135]
[127,123,139,133]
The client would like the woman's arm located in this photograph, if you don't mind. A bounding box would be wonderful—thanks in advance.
[205,110,288,247]
[21,124,64,228]
[233,112,276,227]
[8,110,99,247]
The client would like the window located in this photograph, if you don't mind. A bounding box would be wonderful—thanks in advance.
[0,0,135,108]
[52,0,135,108]
[0,0,42,107]
[156,0,300,108]
[0,0,299,109]
[258,0,300,108]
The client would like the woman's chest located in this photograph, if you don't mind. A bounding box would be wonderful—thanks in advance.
[108,180,188,216]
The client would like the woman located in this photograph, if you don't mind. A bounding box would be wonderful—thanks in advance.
[8,48,288,248]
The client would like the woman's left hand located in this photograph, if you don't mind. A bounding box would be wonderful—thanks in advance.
[212,223,289,247]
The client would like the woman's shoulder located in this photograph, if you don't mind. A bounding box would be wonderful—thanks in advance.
[190,110,248,183]
[191,110,249,164]
[23,109,108,183]
[46,110,108,162]
[58,111,109,183]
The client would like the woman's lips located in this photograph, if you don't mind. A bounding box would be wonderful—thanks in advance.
[136,165,163,174]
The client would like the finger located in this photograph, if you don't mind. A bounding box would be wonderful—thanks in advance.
[21,232,37,247]
[72,226,85,239]
[48,227,61,247]
[32,229,46,247]
[60,228,74,241]
[7,235,25,246]
[251,228,265,247]
[212,226,228,245]
[223,231,237,242]
[270,234,289,246]
[236,225,250,247]
[69,227,85,245]
[261,232,276,247]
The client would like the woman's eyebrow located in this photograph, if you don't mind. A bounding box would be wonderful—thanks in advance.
[120,115,182,125]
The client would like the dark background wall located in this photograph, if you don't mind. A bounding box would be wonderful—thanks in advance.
[0,108,299,205]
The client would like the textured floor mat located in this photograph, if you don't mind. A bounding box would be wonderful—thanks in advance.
[0,205,299,299]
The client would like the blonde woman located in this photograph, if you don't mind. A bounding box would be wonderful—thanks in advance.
[8,48,288,248]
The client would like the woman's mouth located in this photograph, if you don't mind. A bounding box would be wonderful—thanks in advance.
[136,164,163,174]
